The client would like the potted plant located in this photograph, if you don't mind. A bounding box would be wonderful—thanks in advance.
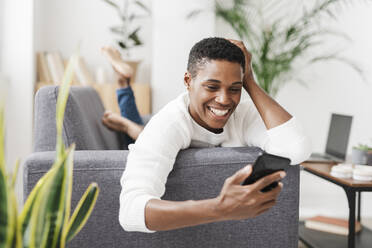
[188,0,367,96]
[352,143,372,165]
[0,56,99,247]
[102,0,151,81]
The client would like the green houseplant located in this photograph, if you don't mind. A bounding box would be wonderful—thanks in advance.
[189,0,367,96]
[102,0,151,56]
[0,55,99,248]
[352,143,372,165]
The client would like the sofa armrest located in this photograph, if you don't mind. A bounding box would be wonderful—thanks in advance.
[33,86,123,152]
[23,147,299,248]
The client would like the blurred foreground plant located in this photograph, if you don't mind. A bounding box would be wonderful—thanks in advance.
[0,55,99,248]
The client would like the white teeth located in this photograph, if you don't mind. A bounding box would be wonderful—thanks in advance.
[209,107,229,116]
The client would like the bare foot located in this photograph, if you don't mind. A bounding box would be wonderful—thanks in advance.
[102,110,144,140]
[102,110,128,133]
[101,46,133,86]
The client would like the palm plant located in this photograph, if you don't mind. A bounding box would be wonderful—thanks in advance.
[189,0,368,96]
[102,0,151,56]
[0,55,99,248]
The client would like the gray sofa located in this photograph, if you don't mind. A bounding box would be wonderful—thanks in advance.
[23,86,300,248]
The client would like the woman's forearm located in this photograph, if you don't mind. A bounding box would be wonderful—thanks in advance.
[145,198,222,231]
[244,78,292,129]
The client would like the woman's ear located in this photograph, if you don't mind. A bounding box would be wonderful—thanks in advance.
[184,72,191,90]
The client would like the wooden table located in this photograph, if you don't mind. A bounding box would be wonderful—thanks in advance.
[300,162,372,248]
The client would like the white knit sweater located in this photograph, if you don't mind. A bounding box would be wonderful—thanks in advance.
[119,92,311,233]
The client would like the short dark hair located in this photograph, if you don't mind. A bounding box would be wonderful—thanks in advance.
[187,37,245,78]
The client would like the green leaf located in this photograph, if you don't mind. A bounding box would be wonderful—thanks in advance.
[0,168,14,248]
[28,178,50,248]
[60,144,75,248]
[0,105,15,248]
[128,27,142,46]
[186,9,203,19]
[18,158,62,245]
[28,162,59,247]
[118,41,127,50]
[10,159,20,189]
[65,183,99,242]
[10,189,21,248]
[110,26,125,35]
[28,147,73,248]
[39,217,51,248]
[129,13,137,22]
[101,0,120,10]
[55,55,78,158]
[0,106,5,172]
[46,146,74,248]
[134,1,151,15]
[18,175,47,245]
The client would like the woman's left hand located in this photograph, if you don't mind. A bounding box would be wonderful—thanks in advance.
[227,39,254,90]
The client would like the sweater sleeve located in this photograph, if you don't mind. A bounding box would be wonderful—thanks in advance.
[119,114,189,233]
[264,117,312,165]
[240,101,312,165]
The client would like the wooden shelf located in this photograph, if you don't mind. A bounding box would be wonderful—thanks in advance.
[35,82,151,116]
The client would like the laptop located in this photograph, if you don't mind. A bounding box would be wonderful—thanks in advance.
[307,113,353,163]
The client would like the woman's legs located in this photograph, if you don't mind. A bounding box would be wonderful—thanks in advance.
[116,87,143,125]
[101,46,144,140]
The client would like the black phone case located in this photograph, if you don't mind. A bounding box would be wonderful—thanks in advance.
[241,153,291,192]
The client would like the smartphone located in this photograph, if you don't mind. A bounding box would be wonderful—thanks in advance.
[241,153,291,192]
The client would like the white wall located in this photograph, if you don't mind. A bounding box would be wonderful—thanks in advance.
[0,0,4,69]
[152,0,215,111]
[278,4,372,218]
[216,2,372,218]
[34,0,152,84]
[1,0,35,206]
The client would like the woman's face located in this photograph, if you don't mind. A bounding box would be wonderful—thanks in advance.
[185,59,244,133]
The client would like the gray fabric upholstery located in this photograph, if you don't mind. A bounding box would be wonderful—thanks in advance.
[33,86,124,151]
[24,148,299,248]
[25,86,300,248]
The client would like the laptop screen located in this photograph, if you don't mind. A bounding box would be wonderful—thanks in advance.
[325,114,353,160]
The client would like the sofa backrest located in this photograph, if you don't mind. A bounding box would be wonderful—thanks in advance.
[33,86,124,151]
[23,147,300,248]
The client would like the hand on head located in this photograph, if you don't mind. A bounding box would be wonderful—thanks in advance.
[215,165,285,220]
[227,39,254,85]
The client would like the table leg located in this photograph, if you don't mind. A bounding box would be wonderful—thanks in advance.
[357,191,361,222]
[344,188,356,248]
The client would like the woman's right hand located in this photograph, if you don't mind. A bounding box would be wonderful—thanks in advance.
[214,165,285,221]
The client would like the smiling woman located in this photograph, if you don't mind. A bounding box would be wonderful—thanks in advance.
[119,37,312,233]
[185,60,244,133]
